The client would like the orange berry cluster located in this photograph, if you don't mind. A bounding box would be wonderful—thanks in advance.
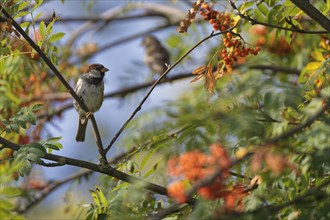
[220,32,261,66]
[250,25,291,55]
[167,143,231,203]
[200,3,234,31]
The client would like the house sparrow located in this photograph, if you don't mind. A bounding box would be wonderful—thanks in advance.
[73,64,109,142]
[141,35,171,80]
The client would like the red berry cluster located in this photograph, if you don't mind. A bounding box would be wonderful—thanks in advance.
[200,3,234,31]
[220,32,261,66]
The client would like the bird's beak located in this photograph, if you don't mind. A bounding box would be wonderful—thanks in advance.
[101,67,109,73]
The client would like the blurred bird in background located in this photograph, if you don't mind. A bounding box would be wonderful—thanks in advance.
[141,35,171,81]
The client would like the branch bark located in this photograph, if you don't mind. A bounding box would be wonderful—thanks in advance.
[0,137,171,198]
[290,0,330,33]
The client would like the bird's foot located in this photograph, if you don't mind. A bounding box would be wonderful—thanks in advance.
[85,111,94,118]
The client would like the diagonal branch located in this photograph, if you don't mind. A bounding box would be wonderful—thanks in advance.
[0,7,107,164]
[104,28,235,154]
[290,0,330,33]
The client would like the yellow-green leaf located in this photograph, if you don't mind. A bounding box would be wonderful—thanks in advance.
[95,186,109,207]
[49,32,65,43]
[89,190,101,207]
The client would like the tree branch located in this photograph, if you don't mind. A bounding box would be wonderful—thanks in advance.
[16,126,191,214]
[290,0,330,33]
[0,7,107,164]
[0,137,173,199]
[16,148,133,214]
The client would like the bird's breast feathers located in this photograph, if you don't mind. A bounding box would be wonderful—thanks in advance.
[75,79,104,113]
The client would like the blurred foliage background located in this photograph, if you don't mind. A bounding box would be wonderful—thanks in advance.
[0,0,329,219]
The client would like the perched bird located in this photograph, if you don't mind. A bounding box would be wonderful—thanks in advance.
[141,35,171,80]
[73,64,109,142]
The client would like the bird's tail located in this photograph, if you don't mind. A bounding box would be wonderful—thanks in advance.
[76,117,88,142]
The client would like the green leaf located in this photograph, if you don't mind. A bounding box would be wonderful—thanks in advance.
[266,0,277,6]
[34,12,43,21]
[49,32,65,43]
[0,187,22,197]
[45,136,62,142]
[254,8,265,21]
[27,147,45,158]
[33,0,44,11]
[17,2,29,12]
[89,190,101,207]
[140,149,154,170]
[257,3,269,16]
[46,20,55,34]
[0,199,14,210]
[10,124,19,133]
[20,22,30,29]
[14,11,29,19]
[39,21,46,37]
[16,119,27,129]
[27,143,47,155]
[44,143,60,151]
[25,112,37,125]
[42,136,63,152]
[31,104,43,111]
[238,1,255,12]
[95,186,109,207]
[19,160,32,176]
[25,153,43,163]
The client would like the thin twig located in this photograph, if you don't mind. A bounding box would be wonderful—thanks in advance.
[0,7,107,164]
[104,28,235,154]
